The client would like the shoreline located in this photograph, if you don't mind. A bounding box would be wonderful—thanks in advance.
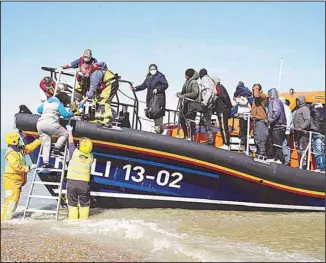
[1,221,143,262]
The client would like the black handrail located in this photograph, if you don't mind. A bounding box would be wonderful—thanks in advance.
[118,79,143,130]
[42,66,144,130]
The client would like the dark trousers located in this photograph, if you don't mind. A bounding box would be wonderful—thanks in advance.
[67,179,90,207]
[239,118,248,149]
[202,107,213,144]
[272,127,285,161]
[253,120,269,156]
[295,131,309,166]
[180,105,197,139]
[217,109,230,145]
[265,130,274,159]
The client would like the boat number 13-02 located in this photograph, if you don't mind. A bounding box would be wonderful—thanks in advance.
[122,164,183,189]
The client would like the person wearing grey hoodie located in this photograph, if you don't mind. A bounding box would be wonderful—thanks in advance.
[198,69,217,145]
[267,88,287,163]
[293,96,311,168]
[177,69,202,141]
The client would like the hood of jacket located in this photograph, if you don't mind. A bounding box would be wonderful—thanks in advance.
[268,88,279,100]
[296,96,306,107]
[200,75,214,84]
[234,84,252,98]
[279,96,286,104]
[186,70,199,83]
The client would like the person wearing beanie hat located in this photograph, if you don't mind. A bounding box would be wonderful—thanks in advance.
[176,68,201,141]
[199,68,208,79]
[185,68,195,79]
[62,49,98,69]
[132,64,169,134]
[198,68,217,145]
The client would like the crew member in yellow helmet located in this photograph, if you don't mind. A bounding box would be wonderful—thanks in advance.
[1,131,41,220]
[65,124,94,220]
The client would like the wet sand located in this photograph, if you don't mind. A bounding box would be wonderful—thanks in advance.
[1,222,142,262]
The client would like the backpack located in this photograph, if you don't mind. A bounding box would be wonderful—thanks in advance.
[200,76,217,107]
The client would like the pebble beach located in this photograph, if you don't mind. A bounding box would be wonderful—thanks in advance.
[1,221,142,262]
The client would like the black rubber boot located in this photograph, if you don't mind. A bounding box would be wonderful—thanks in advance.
[50,147,60,156]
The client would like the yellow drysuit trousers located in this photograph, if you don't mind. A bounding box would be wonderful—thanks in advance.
[1,188,21,220]
[93,85,112,124]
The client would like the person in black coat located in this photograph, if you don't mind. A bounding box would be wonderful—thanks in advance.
[213,77,232,148]
[132,64,169,134]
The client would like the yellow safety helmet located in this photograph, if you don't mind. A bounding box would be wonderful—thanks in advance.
[79,137,93,154]
[5,131,20,145]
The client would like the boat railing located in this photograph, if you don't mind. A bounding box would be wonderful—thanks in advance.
[274,125,325,171]
[114,79,142,130]
[42,67,79,117]
[228,113,325,172]
[41,67,325,171]
[301,130,324,171]
[163,100,324,172]
[42,66,145,130]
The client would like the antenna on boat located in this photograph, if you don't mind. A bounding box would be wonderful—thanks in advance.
[277,58,283,90]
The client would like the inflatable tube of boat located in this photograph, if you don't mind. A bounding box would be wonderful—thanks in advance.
[14,112,325,193]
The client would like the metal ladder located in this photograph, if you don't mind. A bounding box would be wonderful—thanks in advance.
[22,143,68,221]
[22,67,78,220]
[54,67,77,94]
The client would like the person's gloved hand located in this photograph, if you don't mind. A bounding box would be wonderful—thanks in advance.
[131,83,137,91]
[70,101,78,112]
[177,93,185,99]
[153,89,157,95]
[78,101,86,110]
[66,124,73,132]
[285,130,290,135]
[26,164,37,172]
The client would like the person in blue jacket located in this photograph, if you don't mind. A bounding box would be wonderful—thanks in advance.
[132,64,169,134]
[62,49,98,69]
[77,62,119,124]
[36,91,74,168]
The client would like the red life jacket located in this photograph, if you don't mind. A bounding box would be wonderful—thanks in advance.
[39,80,56,98]
[216,83,221,97]
[76,63,97,83]
[78,56,95,68]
